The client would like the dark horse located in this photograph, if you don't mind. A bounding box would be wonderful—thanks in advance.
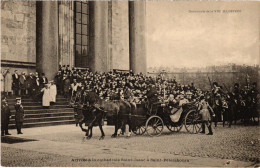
[74,91,133,139]
[74,103,106,140]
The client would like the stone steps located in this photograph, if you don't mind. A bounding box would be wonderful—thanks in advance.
[7,96,75,129]
[9,120,75,129]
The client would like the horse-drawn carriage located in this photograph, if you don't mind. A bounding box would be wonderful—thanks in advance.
[74,91,203,139]
[129,101,202,137]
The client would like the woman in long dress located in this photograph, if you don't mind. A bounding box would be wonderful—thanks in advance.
[4,69,12,95]
[41,84,51,108]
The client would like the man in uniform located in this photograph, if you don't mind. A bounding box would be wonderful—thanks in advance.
[1,97,11,136]
[249,82,258,124]
[212,82,223,127]
[14,97,25,134]
[232,83,241,124]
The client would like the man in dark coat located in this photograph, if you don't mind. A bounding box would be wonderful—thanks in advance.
[14,97,25,134]
[26,73,34,98]
[34,72,41,102]
[19,72,27,96]
[12,70,20,96]
[40,73,48,88]
[1,97,11,136]
[55,71,62,95]
[146,84,159,114]
[63,75,71,101]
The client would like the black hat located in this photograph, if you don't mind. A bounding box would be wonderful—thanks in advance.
[199,96,205,100]
[213,82,218,86]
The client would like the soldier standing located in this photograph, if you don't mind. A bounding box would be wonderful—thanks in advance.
[198,96,215,135]
[249,82,258,124]
[232,83,241,124]
[14,98,25,134]
[1,97,11,136]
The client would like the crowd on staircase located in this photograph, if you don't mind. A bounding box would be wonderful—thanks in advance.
[1,69,57,108]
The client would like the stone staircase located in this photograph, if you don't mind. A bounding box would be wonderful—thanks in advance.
[7,95,75,129]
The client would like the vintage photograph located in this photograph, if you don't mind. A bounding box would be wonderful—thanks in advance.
[1,0,259,167]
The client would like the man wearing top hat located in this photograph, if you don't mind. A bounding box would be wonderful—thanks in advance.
[12,70,20,96]
[40,73,48,88]
[14,97,25,134]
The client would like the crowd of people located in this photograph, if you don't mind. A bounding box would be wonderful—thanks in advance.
[1,65,258,136]
[54,65,201,105]
[1,69,57,108]
[54,65,258,127]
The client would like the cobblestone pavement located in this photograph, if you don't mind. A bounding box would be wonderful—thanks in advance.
[1,124,259,167]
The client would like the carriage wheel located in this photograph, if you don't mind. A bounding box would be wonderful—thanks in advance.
[166,123,183,132]
[132,125,146,135]
[184,110,202,134]
[145,116,164,137]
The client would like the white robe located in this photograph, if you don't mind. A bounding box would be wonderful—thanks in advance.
[50,84,57,102]
[42,88,51,107]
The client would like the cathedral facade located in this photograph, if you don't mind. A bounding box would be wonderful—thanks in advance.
[1,1,147,79]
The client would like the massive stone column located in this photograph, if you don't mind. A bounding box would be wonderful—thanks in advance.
[108,1,130,71]
[89,1,109,73]
[129,1,147,74]
[58,1,74,67]
[36,1,59,80]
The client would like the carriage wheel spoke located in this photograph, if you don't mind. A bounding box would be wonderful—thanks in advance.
[186,124,191,129]
[138,128,141,134]
[195,123,200,130]
[194,124,197,132]
[156,126,161,132]
[155,118,160,125]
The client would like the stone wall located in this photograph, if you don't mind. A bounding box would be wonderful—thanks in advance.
[110,1,130,70]
[1,1,36,63]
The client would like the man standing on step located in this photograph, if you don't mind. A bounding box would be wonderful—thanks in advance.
[1,97,11,136]
[27,73,34,98]
[12,70,20,96]
[14,97,25,134]
[19,72,27,97]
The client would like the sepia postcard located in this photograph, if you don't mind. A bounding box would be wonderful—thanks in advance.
[1,0,259,167]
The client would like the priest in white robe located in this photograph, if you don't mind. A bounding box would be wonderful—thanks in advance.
[49,81,57,105]
[41,84,51,108]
